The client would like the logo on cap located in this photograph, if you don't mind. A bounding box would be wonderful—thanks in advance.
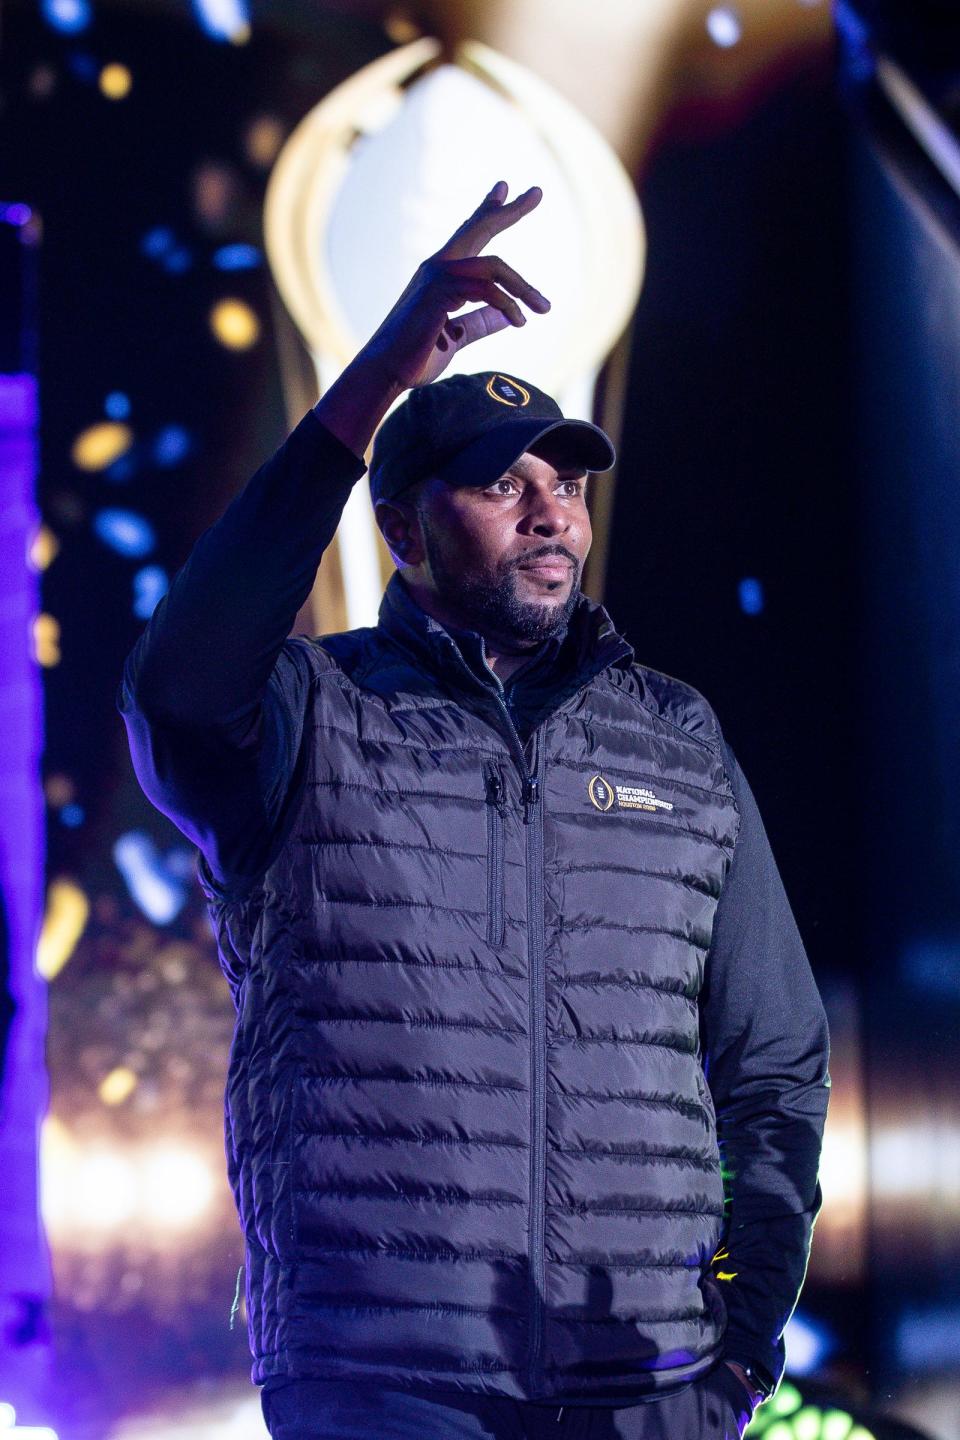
[487,374,531,408]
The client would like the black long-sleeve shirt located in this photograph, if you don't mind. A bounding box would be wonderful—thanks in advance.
[117,407,831,1394]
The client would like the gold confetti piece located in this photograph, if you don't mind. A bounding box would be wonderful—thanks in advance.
[71,421,133,472]
[98,1066,138,1106]
[210,298,260,351]
[99,63,132,100]
[37,876,90,980]
[28,523,60,572]
[32,612,61,667]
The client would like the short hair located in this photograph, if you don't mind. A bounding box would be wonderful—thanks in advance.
[385,473,432,520]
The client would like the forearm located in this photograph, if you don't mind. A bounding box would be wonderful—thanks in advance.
[313,352,406,458]
[713,1079,828,1385]
[703,736,831,1390]
[120,409,366,738]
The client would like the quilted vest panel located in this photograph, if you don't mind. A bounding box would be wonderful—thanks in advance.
[200,627,741,1404]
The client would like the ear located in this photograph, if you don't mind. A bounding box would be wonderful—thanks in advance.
[374,498,426,568]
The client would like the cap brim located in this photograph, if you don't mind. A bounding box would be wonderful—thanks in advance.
[432,417,616,490]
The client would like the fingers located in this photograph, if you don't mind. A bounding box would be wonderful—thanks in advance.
[452,304,513,347]
[446,276,528,328]
[436,317,465,352]
[479,181,543,239]
[435,305,511,356]
[420,254,550,334]
[439,181,544,261]
[447,255,550,315]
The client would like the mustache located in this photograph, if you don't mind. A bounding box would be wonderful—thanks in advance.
[513,548,578,568]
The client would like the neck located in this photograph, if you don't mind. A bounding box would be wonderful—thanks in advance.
[485,645,539,683]
[400,575,545,677]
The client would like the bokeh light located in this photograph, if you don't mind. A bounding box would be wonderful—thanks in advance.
[99,1067,139,1106]
[44,773,75,808]
[738,576,765,614]
[209,297,260,350]
[27,523,60,572]
[40,1116,79,1235]
[105,390,131,419]
[384,9,423,44]
[32,612,61,667]
[153,425,192,467]
[192,0,251,44]
[41,1121,218,1241]
[99,63,133,100]
[113,831,189,923]
[212,242,261,271]
[71,421,134,472]
[243,113,284,168]
[37,877,90,980]
[785,1312,836,1376]
[40,0,91,35]
[139,227,193,273]
[706,6,743,47]
[141,226,175,259]
[133,565,169,620]
[192,161,239,228]
[1,202,34,226]
[94,508,156,558]
[141,1146,215,1228]
[27,62,58,99]
[75,1151,140,1229]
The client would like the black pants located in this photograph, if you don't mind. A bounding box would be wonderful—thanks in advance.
[259,1361,753,1439]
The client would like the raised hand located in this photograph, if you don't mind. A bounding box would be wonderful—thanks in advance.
[361,180,551,390]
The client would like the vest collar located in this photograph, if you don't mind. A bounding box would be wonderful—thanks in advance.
[375,568,634,704]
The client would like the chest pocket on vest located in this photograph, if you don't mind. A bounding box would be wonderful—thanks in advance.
[484,761,507,949]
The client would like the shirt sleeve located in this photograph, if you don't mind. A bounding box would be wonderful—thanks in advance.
[116,409,367,894]
[700,735,832,1391]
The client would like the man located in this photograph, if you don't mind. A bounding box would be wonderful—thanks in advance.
[118,182,830,1439]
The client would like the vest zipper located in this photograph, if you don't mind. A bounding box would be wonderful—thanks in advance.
[525,732,547,1397]
[489,698,547,1396]
[485,765,506,948]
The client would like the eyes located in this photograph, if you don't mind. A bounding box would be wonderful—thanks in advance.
[484,477,586,499]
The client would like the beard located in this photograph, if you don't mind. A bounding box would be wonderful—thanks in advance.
[420,519,582,649]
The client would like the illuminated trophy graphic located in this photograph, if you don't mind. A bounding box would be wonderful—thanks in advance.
[263,38,645,633]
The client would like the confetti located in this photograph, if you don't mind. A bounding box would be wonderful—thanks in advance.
[209,297,260,350]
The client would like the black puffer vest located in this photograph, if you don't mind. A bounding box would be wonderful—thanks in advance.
[199,571,741,1403]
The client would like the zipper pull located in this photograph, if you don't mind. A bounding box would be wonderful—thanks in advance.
[486,771,505,809]
[522,776,540,824]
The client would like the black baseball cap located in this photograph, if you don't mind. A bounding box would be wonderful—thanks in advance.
[368,371,616,506]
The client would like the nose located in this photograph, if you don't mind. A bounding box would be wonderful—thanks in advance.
[521,487,571,537]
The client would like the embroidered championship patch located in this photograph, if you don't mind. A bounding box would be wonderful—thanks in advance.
[486,373,531,408]
[587,773,675,814]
